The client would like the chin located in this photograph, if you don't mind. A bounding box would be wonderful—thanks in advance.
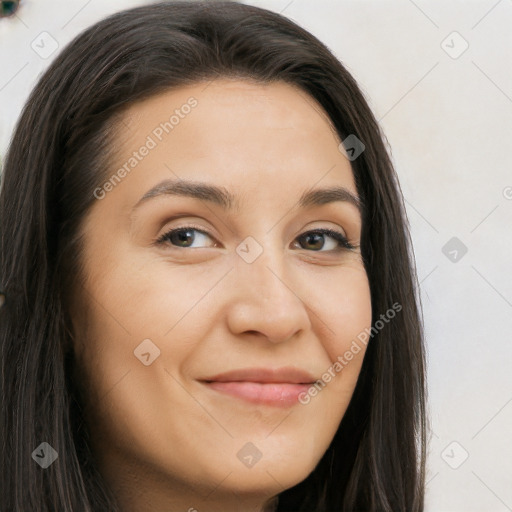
[218,450,319,495]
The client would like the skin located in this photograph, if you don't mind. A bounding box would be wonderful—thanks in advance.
[71,79,372,512]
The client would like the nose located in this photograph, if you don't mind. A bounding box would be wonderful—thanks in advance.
[225,244,312,344]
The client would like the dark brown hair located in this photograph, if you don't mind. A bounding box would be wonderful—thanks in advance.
[0,2,426,510]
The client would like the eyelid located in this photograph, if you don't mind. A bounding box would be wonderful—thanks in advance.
[300,227,358,251]
[155,223,216,246]
[155,224,359,252]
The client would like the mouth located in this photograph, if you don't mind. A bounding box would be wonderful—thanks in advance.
[199,367,317,407]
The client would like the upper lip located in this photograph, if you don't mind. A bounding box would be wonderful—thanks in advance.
[201,367,317,384]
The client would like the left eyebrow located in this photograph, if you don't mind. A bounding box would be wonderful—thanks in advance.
[131,178,362,214]
[298,186,362,213]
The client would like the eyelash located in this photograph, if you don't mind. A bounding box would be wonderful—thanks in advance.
[156,225,357,252]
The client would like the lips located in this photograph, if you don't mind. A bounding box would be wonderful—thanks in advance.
[199,367,317,407]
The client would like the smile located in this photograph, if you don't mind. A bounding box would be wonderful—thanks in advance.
[200,367,317,407]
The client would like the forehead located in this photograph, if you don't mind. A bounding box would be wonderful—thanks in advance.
[105,79,358,212]
[122,78,339,137]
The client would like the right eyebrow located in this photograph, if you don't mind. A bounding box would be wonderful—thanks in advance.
[298,185,362,213]
[132,179,238,213]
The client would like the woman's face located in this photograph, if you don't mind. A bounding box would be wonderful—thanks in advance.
[72,79,372,512]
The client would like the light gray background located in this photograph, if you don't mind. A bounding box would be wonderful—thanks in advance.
[1,1,511,510]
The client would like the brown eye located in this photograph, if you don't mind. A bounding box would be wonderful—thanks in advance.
[295,229,355,251]
[157,227,216,248]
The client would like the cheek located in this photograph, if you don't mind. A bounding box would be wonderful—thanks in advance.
[311,264,372,358]
[79,252,372,397]
[305,264,372,399]
[73,251,225,400]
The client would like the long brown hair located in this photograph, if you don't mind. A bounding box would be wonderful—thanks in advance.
[0,2,426,510]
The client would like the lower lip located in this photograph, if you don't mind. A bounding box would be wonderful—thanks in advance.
[203,381,312,407]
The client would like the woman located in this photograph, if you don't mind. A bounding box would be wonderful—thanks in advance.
[0,2,427,511]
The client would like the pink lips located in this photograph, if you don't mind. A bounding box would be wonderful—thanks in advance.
[200,367,317,407]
